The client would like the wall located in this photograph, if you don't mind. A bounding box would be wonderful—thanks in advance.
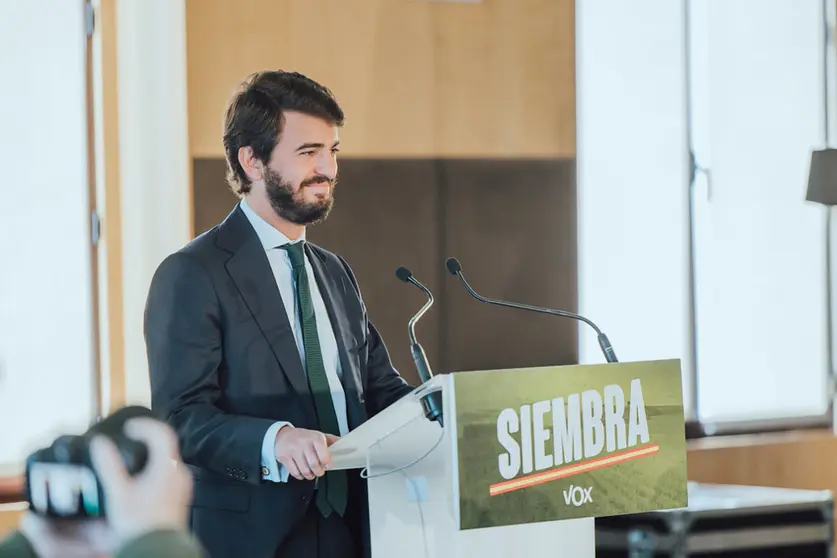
[115,0,191,405]
[185,0,578,382]
[186,0,575,160]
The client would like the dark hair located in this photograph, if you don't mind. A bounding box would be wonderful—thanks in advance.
[222,70,345,196]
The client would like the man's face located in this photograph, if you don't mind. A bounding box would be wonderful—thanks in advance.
[261,110,340,225]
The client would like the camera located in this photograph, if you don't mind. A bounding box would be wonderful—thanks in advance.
[23,405,158,519]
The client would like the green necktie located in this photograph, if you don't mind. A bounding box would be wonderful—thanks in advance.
[282,241,348,518]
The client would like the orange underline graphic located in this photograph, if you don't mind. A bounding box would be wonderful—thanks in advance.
[488,443,660,496]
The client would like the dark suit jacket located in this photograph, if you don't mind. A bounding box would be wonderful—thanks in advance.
[144,205,414,558]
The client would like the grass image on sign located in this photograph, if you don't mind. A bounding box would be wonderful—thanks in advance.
[452,359,688,530]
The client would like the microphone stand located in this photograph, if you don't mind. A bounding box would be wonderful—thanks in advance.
[396,267,444,426]
[445,258,619,363]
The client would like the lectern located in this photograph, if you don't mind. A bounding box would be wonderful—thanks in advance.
[329,359,689,558]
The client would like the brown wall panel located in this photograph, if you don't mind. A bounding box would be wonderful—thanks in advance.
[192,157,577,384]
[441,159,578,373]
[185,0,575,159]
[306,160,443,385]
[193,160,238,237]
[193,158,442,384]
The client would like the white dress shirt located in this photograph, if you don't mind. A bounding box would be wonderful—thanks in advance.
[239,199,349,483]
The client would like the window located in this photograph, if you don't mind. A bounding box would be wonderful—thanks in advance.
[576,0,695,415]
[0,2,97,471]
[688,0,830,423]
[576,0,832,425]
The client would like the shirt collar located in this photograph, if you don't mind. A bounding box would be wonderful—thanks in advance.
[239,197,306,250]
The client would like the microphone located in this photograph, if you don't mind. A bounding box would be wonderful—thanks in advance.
[444,257,618,363]
[395,266,444,426]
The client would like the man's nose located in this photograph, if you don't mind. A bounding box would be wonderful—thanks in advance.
[316,152,338,179]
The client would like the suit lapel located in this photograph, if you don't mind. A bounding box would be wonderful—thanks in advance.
[306,245,366,430]
[216,207,314,417]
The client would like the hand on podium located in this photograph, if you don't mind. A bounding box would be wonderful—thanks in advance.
[274,426,340,480]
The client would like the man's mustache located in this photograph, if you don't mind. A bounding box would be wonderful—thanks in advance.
[301,176,335,188]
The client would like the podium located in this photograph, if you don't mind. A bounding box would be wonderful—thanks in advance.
[329,359,689,558]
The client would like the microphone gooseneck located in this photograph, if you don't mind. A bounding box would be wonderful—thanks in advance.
[444,257,618,363]
[396,266,434,350]
[395,266,444,426]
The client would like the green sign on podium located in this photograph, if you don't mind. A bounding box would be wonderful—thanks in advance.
[452,359,688,530]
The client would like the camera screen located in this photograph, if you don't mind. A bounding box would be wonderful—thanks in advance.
[28,463,100,517]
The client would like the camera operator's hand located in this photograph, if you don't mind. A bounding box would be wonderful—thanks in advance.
[17,512,113,558]
[89,416,193,549]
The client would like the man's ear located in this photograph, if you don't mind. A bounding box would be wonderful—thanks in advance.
[238,146,264,183]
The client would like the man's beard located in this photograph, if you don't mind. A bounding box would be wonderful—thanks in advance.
[264,167,335,225]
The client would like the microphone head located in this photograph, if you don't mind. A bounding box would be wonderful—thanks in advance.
[445,257,462,276]
[395,266,413,283]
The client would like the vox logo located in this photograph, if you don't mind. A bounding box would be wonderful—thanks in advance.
[562,485,593,507]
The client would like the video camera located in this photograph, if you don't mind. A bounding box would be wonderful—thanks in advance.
[23,405,158,519]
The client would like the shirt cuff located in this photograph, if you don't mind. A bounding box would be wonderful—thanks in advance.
[261,421,292,482]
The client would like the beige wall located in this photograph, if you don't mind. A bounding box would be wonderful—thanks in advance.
[185,0,576,159]
[113,0,192,407]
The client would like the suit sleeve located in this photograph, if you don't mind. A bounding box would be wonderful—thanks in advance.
[336,256,415,416]
[144,252,277,485]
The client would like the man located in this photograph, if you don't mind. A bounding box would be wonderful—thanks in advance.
[0,415,202,558]
[144,70,414,558]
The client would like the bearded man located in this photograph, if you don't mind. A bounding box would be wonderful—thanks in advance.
[144,70,413,558]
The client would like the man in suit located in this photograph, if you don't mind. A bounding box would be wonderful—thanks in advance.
[144,70,415,558]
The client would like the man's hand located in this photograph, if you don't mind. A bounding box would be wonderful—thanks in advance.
[89,417,193,549]
[274,427,339,481]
